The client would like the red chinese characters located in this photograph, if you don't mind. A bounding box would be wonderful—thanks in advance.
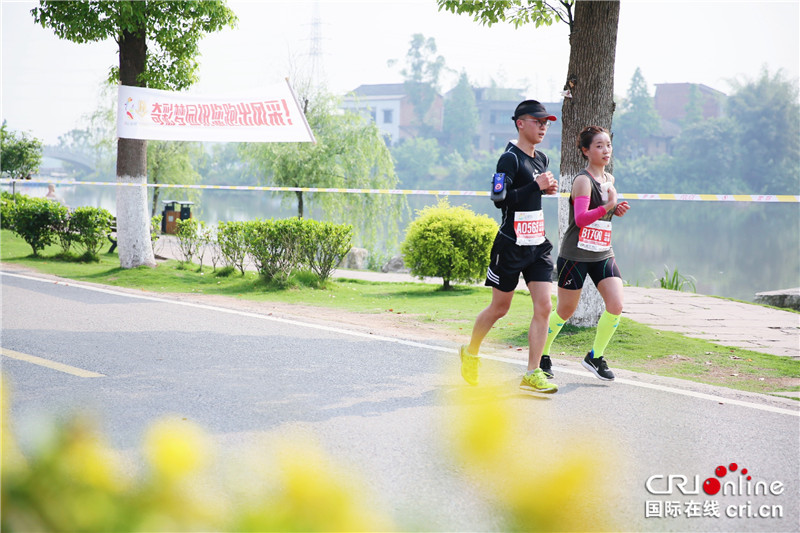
[150,99,293,127]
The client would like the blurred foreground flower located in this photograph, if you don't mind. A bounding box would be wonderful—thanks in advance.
[445,386,617,531]
[1,384,393,532]
[144,417,211,482]
[232,435,394,532]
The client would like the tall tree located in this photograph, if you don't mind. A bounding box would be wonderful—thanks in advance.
[391,137,441,188]
[241,87,404,248]
[391,33,447,137]
[443,72,480,157]
[55,83,118,181]
[147,141,203,217]
[682,85,705,126]
[613,67,661,159]
[438,0,620,326]
[32,1,236,268]
[197,143,260,187]
[668,117,741,193]
[726,67,799,194]
[1,122,43,180]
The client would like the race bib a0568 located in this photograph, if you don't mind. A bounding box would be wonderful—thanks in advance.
[514,210,545,246]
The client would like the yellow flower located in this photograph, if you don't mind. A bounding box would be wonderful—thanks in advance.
[443,387,619,532]
[265,436,393,531]
[447,386,512,465]
[61,418,121,492]
[144,417,210,482]
[1,380,27,477]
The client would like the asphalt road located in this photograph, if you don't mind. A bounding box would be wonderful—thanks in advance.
[2,271,798,532]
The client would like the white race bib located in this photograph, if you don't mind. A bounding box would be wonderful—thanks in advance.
[577,220,612,252]
[514,210,545,246]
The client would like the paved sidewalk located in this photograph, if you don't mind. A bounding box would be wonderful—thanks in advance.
[331,269,799,360]
[155,236,799,360]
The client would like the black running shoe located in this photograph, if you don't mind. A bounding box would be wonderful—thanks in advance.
[582,352,615,381]
[539,355,554,379]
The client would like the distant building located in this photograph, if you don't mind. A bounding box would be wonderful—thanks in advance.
[341,83,444,145]
[444,85,563,153]
[343,82,566,152]
[648,82,727,155]
[469,86,524,152]
[654,82,726,122]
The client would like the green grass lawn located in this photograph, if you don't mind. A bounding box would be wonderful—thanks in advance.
[2,229,798,397]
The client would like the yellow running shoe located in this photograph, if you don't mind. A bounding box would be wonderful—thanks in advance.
[520,368,558,394]
[459,345,480,386]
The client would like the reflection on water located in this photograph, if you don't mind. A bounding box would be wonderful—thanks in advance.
[11,181,800,302]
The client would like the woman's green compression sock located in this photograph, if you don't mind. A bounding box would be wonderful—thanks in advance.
[592,310,621,358]
[542,310,567,355]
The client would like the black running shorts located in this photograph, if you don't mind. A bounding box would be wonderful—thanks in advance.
[485,234,554,292]
[556,256,621,290]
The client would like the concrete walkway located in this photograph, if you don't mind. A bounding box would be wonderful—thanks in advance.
[331,269,800,360]
[155,236,800,360]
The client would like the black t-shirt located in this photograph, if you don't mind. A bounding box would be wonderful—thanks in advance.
[494,142,549,243]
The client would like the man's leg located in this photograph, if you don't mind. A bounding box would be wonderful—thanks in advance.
[519,281,558,394]
[460,288,513,385]
[525,281,553,372]
[467,287,514,355]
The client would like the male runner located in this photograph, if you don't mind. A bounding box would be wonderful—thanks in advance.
[460,100,559,394]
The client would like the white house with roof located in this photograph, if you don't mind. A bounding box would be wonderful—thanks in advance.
[341,83,443,145]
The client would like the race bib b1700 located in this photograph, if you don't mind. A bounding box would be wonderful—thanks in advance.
[577,220,612,252]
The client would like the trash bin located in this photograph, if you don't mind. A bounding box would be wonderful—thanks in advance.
[162,200,179,234]
[178,201,194,221]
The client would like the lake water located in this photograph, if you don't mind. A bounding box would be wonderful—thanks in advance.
[10,181,800,302]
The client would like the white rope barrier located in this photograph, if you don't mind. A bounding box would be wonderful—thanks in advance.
[3,179,798,203]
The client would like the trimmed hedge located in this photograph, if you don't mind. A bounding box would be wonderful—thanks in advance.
[3,191,353,287]
[3,192,113,259]
[401,199,497,290]
[217,220,248,275]
[69,206,114,258]
[221,217,353,285]
[299,219,353,282]
[5,196,69,256]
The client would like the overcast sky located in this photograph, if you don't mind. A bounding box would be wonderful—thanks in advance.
[2,0,798,145]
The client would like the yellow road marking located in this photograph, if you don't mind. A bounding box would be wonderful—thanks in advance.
[1,348,105,378]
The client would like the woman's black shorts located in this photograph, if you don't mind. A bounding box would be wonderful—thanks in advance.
[556,256,621,290]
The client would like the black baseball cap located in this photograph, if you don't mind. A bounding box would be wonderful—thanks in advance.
[512,100,557,122]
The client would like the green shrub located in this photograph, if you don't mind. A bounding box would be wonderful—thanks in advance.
[217,221,248,275]
[53,208,76,256]
[175,218,202,265]
[150,215,162,248]
[1,192,18,230]
[245,218,303,286]
[401,199,497,290]
[10,196,69,256]
[69,206,114,259]
[196,222,214,271]
[298,219,353,283]
[0,191,35,232]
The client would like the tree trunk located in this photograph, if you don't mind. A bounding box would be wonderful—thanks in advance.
[152,186,160,218]
[558,0,620,327]
[116,23,156,268]
[296,190,304,218]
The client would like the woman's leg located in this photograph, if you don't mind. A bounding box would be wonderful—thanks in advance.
[542,287,581,355]
[592,276,624,358]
